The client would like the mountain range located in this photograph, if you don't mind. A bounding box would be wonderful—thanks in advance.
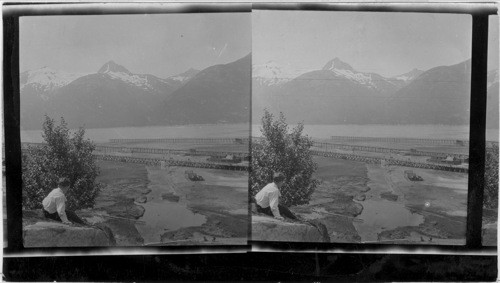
[20,55,498,130]
[20,55,251,130]
[253,57,498,128]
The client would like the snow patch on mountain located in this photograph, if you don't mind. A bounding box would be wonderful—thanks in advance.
[20,67,87,93]
[97,61,178,93]
[167,68,199,83]
[103,71,156,92]
[321,58,425,92]
[322,58,388,90]
[97,61,155,90]
[253,61,311,86]
[331,68,377,88]
[391,68,424,83]
[170,76,187,82]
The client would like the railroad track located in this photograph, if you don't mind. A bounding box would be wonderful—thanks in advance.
[330,136,469,146]
[109,137,250,145]
[330,135,499,148]
[94,154,248,171]
[94,145,249,159]
[311,150,468,173]
[22,142,250,159]
[313,141,469,159]
[21,142,469,172]
[21,143,249,171]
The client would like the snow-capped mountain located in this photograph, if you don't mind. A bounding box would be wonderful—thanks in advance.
[321,58,371,84]
[252,57,398,124]
[21,61,182,129]
[20,60,185,98]
[97,60,132,74]
[320,57,399,94]
[252,61,310,87]
[252,57,484,126]
[97,60,177,94]
[20,58,251,130]
[20,67,87,94]
[253,58,423,93]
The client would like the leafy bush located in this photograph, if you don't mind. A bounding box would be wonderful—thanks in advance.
[484,145,498,210]
[250,110,320,206]
[22,116,103,210]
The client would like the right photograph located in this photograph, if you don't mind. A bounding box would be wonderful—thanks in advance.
[251,10,498,245]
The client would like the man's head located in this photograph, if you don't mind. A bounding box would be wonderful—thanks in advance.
[273,172,285,187]
[58,177,70,193]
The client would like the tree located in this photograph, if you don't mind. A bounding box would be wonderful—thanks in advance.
[484,145,498,210]
[250,110,320,207]
[22,116,103,210]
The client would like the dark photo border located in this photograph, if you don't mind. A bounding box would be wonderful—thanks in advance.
[3,2,498,281]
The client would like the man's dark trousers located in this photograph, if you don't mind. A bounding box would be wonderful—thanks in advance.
[256,204,297,220]
[43,209,86,225]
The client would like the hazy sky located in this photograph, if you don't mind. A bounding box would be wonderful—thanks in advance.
[18,12,499,78]
[20,13,251,78]
[253,11,493,77]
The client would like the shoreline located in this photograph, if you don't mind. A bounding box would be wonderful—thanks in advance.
[300,156,476,245]
[135,166,208,245]
[133,165,248,246]
[367,165,469,243]
[92,160,151,246]
[93,161,248,246]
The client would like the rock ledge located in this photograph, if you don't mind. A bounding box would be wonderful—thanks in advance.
[23,210,116,247]
[252,215,330,242]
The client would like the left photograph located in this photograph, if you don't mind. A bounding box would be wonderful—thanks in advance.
[20,12,251,247]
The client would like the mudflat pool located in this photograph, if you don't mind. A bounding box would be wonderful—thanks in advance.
[353,199,424,242]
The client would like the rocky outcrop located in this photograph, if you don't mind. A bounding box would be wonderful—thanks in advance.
[252,215,330,242]
[23,221,115,247]
[23,210,116,247]
[135,196,147,203]
[104,199,145,219]
[354,194,366,202]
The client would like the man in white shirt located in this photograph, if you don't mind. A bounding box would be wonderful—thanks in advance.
[42,177,85,225]
[254,172,297,220]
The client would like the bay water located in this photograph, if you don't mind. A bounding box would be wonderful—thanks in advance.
[21,123,498,143]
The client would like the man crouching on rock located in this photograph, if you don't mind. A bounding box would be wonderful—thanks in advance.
[255,172,297,221]
[42,177,86,225]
